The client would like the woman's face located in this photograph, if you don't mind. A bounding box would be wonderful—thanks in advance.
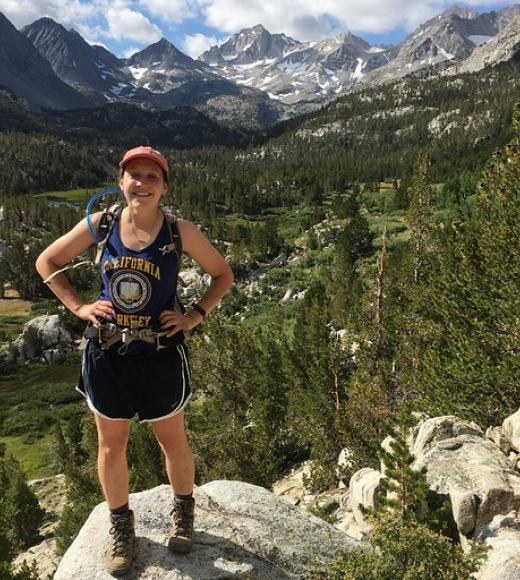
[119,158,168,209]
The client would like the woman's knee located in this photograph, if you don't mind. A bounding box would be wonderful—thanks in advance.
[157,432,191,457]
[98,437,128,459]
[95,417,130,458]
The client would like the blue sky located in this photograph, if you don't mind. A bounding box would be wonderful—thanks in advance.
[0,0,515,58]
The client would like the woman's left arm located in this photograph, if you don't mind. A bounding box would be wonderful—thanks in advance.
[159,219,234,336]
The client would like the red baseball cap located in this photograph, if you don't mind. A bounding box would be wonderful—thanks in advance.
[119,146,169,174]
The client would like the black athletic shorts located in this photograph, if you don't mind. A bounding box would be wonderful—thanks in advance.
[76,339,192,422]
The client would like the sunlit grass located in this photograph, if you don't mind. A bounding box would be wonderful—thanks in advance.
[0,299,32,316]
[34,186,109,203]
[0,432,56,479]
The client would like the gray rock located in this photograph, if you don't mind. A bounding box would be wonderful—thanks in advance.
[271,460,314,506]
[457,15,520,75]
[503,409,520,453]
[412,417,520,534]
[280,288,294,303]
[41,347,65,364]
[13,538,60,580]
[450,488,477,536]
[54,481,362,580]
[411,415,483,457]
[475,512,520,579]
[11,314,72,364]
[0,342,16,366]
[486,425,512,455]
[349,468,383,529]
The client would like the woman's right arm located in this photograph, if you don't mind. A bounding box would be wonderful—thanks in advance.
[35,212,115,326]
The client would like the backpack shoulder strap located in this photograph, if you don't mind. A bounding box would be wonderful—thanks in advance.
[163,212,186,315]
[162,211,183,265]
[94,203,121,266]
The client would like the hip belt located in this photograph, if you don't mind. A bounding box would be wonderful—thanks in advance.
[83,322,183,354]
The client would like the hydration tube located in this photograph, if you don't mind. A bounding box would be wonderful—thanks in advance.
[43,187,121,285]
[86,188,121,241]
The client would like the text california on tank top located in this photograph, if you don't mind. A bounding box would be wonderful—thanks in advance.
[98,211,181,356]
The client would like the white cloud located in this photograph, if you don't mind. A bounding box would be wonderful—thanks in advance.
[139,0,199,25]
[198,0,511,40]
[121,45,141,57]
[0,0,512,53]
[0,0,96,28]
[0,0,162,46]
[104,5,162,43]
[182,32,218,57]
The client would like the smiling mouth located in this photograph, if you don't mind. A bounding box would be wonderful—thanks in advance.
[133,192,152,197]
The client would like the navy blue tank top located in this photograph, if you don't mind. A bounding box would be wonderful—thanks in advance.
[98,211,181,356]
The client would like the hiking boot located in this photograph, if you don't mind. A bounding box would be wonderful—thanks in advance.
[168,497,195,553]
[104,509,136,576]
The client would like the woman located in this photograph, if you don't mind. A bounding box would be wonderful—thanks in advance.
[36,146,234,575]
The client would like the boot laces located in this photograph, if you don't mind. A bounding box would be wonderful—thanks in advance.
[171,501,194,536]
[109,514,133,557]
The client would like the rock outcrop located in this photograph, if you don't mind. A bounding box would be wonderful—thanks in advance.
[474,512,520,580]
[345,412,520,580]
[411,416,520,537]
[349,468,383,531]
[54,480,364,579]
[0,314,72,366]
[503,409,520,454]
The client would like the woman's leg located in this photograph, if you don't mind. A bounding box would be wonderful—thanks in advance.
[95,414,131,509]
[153,411,195,553]
[151,411,194,494]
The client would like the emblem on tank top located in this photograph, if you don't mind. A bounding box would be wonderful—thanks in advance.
[110,270,151,313]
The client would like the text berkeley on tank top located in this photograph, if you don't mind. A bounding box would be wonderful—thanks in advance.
[98,212,181,355]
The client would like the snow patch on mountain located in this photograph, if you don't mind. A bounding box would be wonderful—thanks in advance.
[467,35,494,46]
[353,58,364,79]
[128,66,148,80]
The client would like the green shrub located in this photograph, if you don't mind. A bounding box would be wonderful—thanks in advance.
[314,515,487,580]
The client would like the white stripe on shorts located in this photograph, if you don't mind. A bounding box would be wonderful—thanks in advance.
[142,345,191,423]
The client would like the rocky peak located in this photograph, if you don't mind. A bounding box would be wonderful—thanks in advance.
[126,38,196,69]
[417,6,480,33]
[22,16,66,36]
[23,17,91,66]
[0,12,91,109]
[317,31,371,60]
[200,24,301,66]
[22,16,129,102]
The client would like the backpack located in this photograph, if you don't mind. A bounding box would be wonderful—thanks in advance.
[94,203,186,314]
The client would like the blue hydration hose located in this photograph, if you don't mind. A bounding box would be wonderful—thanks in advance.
[86,188,121,241]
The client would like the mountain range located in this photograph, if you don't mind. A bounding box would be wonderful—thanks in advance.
[0,5,520,127]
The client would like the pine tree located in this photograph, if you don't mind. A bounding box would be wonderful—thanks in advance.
[54,417,102,555]
[415,103,520,423]
[128,422,168,491]
[0,449,42,580]
[406,153,434,285]
[285,281,349,490]
[248,323,293,486]
[373,408,449,535]
[188,314,257,483]
[0,454,44,553]
[394,153,438,402]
